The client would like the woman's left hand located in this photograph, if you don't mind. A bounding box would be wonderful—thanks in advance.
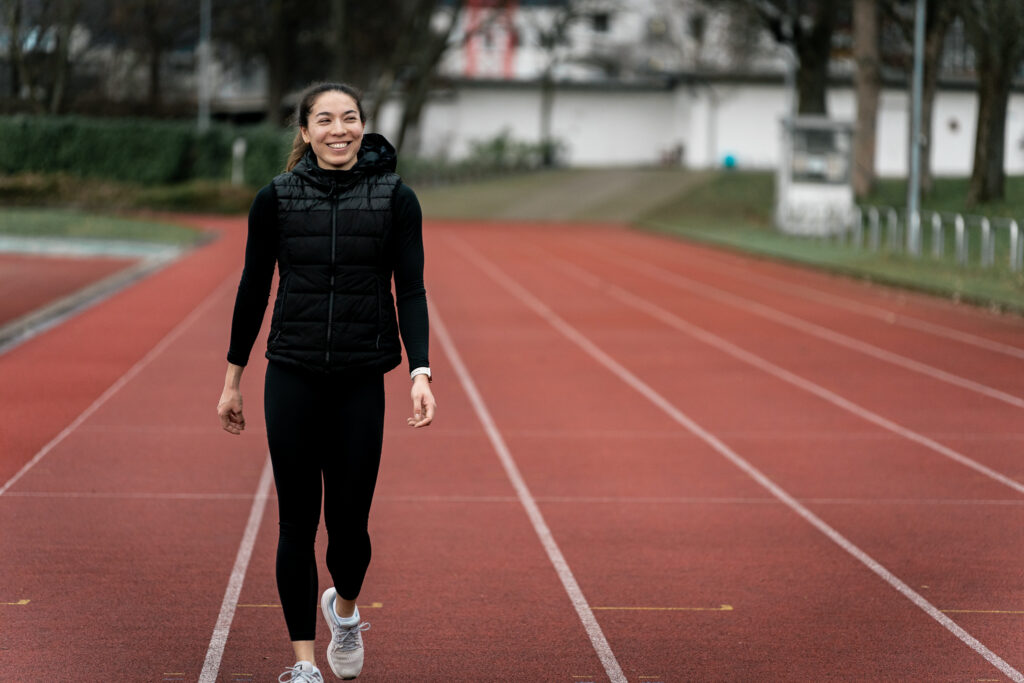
[408,374,436,428]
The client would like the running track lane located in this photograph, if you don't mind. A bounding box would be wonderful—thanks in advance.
[429,221,1022,680]
[0,252,137,327]
[2,217,1021,680]
[0,216,621,680]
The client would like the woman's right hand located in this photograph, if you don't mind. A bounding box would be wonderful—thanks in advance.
[217,387,246,435]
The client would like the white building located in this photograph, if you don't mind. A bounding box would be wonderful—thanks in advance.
[371,0,1024,176]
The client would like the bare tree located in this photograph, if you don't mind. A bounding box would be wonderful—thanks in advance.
[108,0,198,110]
[744,0,843,115]
[852,0,880,197]
[525,0,586,166]
[961,0,1024,204]
[48,0,80,113]
[393,1,464,156]
[5,0,25,98]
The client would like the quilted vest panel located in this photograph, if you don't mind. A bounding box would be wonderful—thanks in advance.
[266,169,403,374]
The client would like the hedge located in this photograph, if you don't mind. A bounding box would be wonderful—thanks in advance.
[0,115,293,187]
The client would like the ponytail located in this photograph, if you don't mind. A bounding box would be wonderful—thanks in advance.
[285,131,308,172]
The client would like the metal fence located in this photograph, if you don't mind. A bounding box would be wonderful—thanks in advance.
[841,206,1024,271]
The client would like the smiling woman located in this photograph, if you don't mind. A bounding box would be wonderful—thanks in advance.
[217,81,435,683]
[300,91,364,171]
[285,83,366,173]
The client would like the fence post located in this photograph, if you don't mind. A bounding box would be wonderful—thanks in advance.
[1011,220,1020,271]
[231,137,248,186]
[907,209,921,256]
[931,212,943,259]
[955,214,967,266]
[869,207,880,251]
[887,208,899,251]
[980,217,993,267]
[852,206,863,249]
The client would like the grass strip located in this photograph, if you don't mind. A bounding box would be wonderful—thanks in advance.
[0,207,206,245]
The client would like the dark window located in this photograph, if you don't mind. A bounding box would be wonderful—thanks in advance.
[592,12,610,33]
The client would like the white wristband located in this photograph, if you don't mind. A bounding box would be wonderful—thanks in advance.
[410,367,431,382]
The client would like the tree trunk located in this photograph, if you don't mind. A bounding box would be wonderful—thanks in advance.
[265,0,288,126]
[915,1,955,196]
[8,0,25,98]
[328,0,346,80]
[967,62,1010,205]
[395,1,461,155]
[539,63,556,166]
[794,3,835,115]
[49,2,77,114]
[852,0,880,198]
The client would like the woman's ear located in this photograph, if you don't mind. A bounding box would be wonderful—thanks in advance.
[300,127,311,144]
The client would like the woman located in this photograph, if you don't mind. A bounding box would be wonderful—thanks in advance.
[217,82,435,682]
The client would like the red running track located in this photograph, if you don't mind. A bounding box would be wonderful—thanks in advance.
[0,252,138,327]
[0,217,1021,681]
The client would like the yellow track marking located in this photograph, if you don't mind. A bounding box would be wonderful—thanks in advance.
[1,599,30,605]
[237,601,384,609]
[592,604,732,612]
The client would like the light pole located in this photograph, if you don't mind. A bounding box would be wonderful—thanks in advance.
[907,0,926,255]
[197,0,212,131]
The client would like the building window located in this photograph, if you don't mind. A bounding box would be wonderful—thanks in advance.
[592,12,610,33]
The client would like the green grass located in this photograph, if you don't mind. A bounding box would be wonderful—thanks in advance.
[0,173,256,214]
[870,175,1024,218]
[0,207,207,245]
[636,171,1024,313]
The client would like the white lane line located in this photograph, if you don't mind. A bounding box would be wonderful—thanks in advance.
[603,235,1024,360]
[199,456,273,683]
[1,491,262,500]
[546,254,1024,497]
[430,301,628,683]
[447,235,1024,683]
[0,273,239,498]
[579,242,1024,409]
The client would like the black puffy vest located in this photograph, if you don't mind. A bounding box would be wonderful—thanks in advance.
[265,136,403,375]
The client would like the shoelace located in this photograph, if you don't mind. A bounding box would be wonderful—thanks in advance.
[333,621,371,652]
[278,664,322,682]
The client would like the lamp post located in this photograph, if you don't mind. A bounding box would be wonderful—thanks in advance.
[907,0,926,255]
[197,0,212,131]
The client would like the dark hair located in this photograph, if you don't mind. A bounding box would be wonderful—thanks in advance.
[285,82,366,171]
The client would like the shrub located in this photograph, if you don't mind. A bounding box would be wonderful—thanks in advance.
[0,115,292,186]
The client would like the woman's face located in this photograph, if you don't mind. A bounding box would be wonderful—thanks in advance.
[300,91,364,171]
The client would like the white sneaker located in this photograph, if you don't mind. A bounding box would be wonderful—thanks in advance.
[278,661,324,682]
[320,587,371,679]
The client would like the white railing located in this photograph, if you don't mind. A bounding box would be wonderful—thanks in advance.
[846,206,1023,272]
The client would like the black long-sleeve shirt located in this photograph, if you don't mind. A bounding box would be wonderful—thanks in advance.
[226,180,429,372]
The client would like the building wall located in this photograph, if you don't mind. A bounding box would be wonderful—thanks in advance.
[387,80,1024,176]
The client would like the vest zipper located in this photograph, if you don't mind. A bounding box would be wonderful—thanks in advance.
[326,189,337,363]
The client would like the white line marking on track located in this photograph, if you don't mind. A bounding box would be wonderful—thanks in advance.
[611,237,1024,360]
[1,491,262,500]
[0,273,239,498]
[589,244,1024,409]
[199,455,273,683]
[447,235,1024,683]
[546,254,1024,497]
[430,301,628,683]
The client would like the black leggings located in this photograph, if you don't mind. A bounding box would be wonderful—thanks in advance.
[264,361,385,641]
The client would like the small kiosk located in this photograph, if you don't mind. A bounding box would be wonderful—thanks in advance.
[775,116,854,235]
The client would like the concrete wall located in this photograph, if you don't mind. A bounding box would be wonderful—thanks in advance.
[377,81,1024,176]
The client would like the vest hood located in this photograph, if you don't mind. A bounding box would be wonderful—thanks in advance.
[292,133,398,192]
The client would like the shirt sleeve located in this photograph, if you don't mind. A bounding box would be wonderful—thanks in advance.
[226,184,278,366]
[391,182,430,372]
